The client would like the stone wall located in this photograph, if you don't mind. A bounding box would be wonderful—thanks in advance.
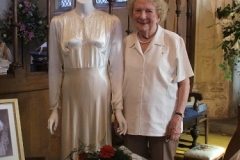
[194,0,239,118]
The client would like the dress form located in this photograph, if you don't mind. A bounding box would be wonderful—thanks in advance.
[75,0,95,17]
[47,0,127,159]
[47,0,97,136]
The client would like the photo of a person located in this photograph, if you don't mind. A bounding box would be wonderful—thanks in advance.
[0,109,12,157]
[0,120,9,156]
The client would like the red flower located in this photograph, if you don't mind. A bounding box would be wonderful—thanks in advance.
[99,145,115,158]
[78,152,88,160]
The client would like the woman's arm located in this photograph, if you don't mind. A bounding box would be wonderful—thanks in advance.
[166,78,190,140]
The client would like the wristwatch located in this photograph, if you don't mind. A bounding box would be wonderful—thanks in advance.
[175,112,184,118]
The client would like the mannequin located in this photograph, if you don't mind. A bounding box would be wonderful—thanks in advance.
[47,0,127,159]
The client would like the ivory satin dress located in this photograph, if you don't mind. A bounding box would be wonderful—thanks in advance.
[48,9,124,160]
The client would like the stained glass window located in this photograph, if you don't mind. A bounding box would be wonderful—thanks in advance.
[61,0,72,7]
[96,0,127,4]
[60,0,127,7]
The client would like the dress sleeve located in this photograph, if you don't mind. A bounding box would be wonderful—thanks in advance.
[48,17,63,110]
[108,16,124,111]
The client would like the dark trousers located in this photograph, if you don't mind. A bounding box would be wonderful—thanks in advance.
[124,135,179,160]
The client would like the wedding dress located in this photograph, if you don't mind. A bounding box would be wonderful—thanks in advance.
[48,7,124,160]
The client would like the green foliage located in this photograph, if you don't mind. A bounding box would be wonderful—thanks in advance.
[216,4,232,19]
[0,0,47,44]
[210,1,240,80]
[219,62,232,80]
[110,148,132,160]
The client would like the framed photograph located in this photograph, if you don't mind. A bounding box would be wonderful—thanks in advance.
[0,99,25,160]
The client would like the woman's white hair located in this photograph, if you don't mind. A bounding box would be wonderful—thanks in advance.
[127,0,169,23]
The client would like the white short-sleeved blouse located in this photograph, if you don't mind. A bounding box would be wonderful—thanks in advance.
[123,25,194,136]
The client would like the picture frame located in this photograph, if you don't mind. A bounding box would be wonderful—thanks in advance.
[0,98,25,160]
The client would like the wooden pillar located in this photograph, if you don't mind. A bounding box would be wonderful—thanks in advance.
[175,0,181,34]
[108,0,113,14]
[125,15,133,35]
[186,0,192,56]
[47,0,50,62]
[7,0,22,74]
[186,0,196,91]
[164,0,170,29]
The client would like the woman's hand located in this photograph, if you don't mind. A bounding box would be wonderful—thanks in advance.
[166,115,182,141]
[47,109,59,135]
[114,110,127,136]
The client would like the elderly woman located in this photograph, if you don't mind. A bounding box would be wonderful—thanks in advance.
[121,0,194,159]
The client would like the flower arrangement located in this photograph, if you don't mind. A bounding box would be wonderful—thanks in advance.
[65,141,132,160]
[210,0,240,80]
[0,0,47,44]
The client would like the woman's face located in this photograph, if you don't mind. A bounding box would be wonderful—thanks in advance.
[132,0,160,34]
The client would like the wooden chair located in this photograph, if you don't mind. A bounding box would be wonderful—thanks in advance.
[184,144,225,160]
[180,92,208,148]
[181,94,226,160]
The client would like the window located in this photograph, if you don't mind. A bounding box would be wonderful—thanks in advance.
[95,0,127,4]
[59,0,127,10]
[61,0,72,7]
[54,0,74,16]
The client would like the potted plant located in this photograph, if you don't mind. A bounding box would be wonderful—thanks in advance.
[0,0,47,45]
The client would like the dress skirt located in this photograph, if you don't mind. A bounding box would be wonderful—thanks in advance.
[61,67,112,159]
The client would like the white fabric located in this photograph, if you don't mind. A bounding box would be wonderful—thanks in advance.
[123,25,194,136]
[0,42,11,74]
[119,145,147,160]
[48,8,124,160]
[184,144,225,160]
[0,42,12,62]
[0,58,11,75]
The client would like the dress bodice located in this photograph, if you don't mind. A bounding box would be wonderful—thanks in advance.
[50,9,119,69]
